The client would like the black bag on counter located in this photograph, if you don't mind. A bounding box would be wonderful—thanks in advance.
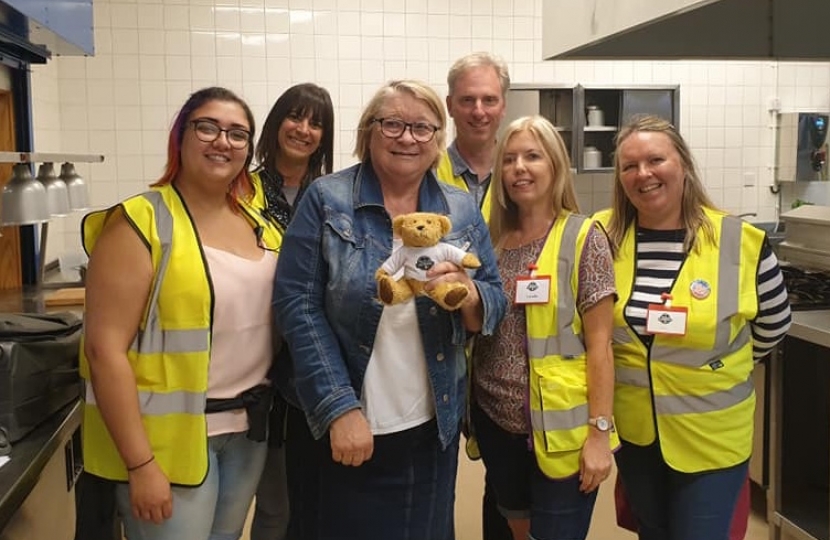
[0,312,83,443]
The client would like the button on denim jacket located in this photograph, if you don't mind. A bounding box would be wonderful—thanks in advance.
[273,162,506,448]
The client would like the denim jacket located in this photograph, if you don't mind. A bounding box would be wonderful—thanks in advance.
[273,161,506,449]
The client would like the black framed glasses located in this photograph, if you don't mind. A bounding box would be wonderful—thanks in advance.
[371,117,440,143]
[190,119,251,149]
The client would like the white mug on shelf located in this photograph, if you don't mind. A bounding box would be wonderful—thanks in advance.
[587,105,604,127]
[583,146,602,169]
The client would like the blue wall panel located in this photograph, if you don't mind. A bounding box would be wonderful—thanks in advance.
[4,0,94,56]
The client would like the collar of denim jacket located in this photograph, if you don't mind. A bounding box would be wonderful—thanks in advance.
[353,160,451,216]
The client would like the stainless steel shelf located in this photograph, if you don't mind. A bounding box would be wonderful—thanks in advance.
[0,152,104,164]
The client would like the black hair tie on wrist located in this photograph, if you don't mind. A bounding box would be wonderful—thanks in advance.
[127,455,155,472]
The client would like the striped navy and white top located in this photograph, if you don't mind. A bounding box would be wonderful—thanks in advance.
[623,228,792,359]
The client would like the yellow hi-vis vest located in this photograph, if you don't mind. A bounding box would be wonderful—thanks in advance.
[594,207,763,473]
[436,152,493,221]
[79,184,282,485]
[527,212,621,479]
[249,170,268,217]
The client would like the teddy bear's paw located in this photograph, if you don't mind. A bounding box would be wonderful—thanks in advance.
[378,278,396,304]
[461,253,482,269]
[444,287,469,309]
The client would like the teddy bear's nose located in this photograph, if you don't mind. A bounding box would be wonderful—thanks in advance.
[416,225,424,230]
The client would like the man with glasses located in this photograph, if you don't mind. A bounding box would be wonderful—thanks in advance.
[436,52,513,540]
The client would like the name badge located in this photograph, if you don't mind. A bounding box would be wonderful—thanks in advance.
[515,276,551,305]
[645,304,688,336]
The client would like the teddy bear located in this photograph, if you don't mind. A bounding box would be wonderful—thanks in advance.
[375,212,481,311]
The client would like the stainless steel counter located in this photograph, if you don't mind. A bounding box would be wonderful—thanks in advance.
[769,311,830,540]
[0,288,83,540]
[0,402,81,539]
[789,310,830,349]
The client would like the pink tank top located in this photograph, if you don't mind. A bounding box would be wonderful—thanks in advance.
[203,246,278,436]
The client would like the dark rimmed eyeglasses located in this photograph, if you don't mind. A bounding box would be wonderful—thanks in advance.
[190,119,251,149]
[371,117,441,143]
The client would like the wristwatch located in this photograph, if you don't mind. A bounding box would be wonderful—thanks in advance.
[588,416,615,432]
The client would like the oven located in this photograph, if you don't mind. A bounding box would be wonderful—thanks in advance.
[749,266,830,489]
[768,204,830,540]
[781,267,830,312]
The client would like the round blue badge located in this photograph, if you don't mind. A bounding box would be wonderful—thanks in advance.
[690,279,711,300]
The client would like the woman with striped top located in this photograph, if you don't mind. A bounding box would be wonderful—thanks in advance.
[595,115,791,540]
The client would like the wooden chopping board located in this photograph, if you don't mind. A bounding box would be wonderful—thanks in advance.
[44,287,86,307]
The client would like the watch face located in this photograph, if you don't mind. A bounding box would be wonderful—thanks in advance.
[596,417,610,431]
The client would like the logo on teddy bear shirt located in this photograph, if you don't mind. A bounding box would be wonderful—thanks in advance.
[416,256,435,271]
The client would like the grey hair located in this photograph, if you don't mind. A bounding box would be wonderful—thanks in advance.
[353,80,447,168]
[447,52,511,97]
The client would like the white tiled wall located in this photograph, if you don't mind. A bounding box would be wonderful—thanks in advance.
[29,0,830,260]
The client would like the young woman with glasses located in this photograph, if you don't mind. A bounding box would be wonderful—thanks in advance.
[80,87,282,540]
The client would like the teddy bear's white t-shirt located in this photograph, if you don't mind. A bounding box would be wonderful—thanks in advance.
[380,242,469,282]
[361,239,436,434]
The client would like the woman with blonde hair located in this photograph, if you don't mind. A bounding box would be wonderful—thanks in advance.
[595,115,791,540]
[472,115,618,540]
[273,80,506,539]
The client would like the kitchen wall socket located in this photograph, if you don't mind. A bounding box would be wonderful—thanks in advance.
[768,96,781,113]
[744,171,757,187]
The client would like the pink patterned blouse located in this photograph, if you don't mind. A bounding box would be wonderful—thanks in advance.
[472,224,616,434]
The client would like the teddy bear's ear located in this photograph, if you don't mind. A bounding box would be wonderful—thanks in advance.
[392,215,406,236]
[439,215,451,236]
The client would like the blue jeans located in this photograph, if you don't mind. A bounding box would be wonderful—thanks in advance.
[317,419,459,540]
[116,432,268,540]
[472,404,598,540]
[482,476,512,540]
[615,440,748,540]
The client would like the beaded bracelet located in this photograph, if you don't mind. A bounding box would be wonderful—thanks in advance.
[127,455,155,472]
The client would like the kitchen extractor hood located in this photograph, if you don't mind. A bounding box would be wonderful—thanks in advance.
[0,0,94,60]
[543,0,830,60]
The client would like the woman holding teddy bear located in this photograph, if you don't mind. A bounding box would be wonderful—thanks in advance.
[273,79,506,539]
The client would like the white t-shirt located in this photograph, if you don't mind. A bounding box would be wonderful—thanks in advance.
[381,242,469,282]
[361,239,436,434]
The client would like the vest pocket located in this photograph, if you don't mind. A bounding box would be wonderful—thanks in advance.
[531,363,588,453]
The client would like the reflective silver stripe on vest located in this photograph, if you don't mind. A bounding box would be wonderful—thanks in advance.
[654,377,753,415]
[612,327,633,345]
[615,365,649,388]
[85,381,206,415]
[652,216,746,368]
[530,403,589,431]
[652,325,751,369]
[128,191,209,355]
[131,327,210,354]
[527,215,587,359]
